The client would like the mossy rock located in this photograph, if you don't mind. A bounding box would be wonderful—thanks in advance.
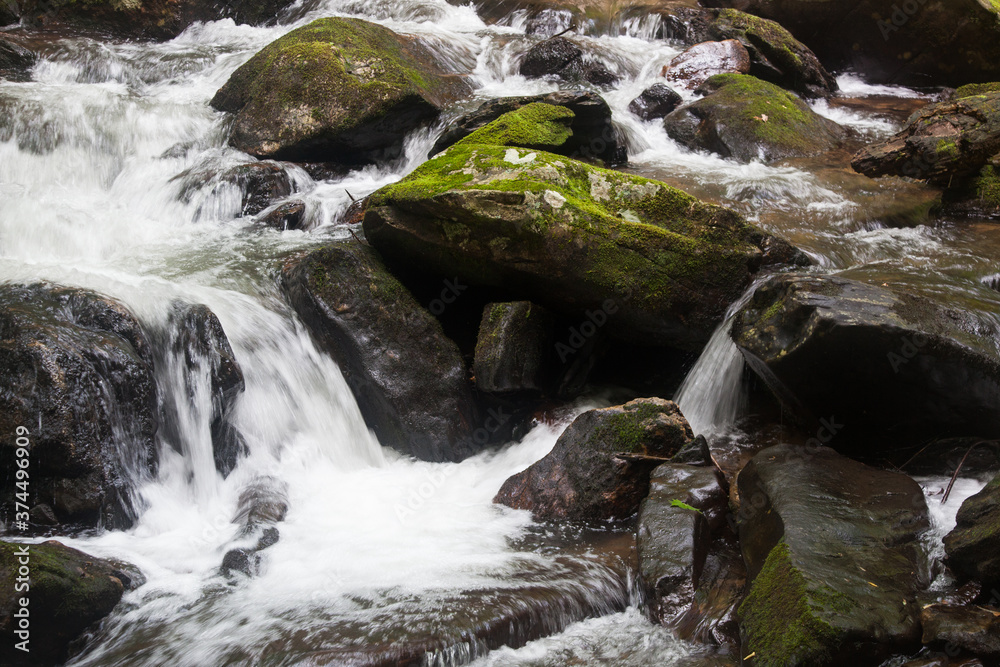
[0,540,130,665]
[453,102,575,152]
[364,115,808,350]
[281,239,481,462]
[955,82,1000,99]
[493,398,694,521]
[852,92,1000,186]
[473,300,555,393]
[737,444,928,666]
[707,8,837,98]
[663,73,851,163]
[211,18,471,163]
[938,162,1000,219]
[944,472,1000,588]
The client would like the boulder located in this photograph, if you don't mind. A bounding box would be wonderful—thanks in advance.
[0,284,157,530]
[364,106,808,350]
[0,36,34,83]
[662,39,751,90]
[664,73,851,162]
[921,603,1000,659]
[19,0,297,40]
[851,92,1000,186]
[944,472,1000,588]
[0,0,16,26]
[955,82,1000,99]
[429,90,626,165]
[636,463,727,623]
[281,240,480,462]
[258,200,307,230]
[156,303,246,477]
[211,18,471,163]
[0,540,132,665]
[731,273,1000,444]
[705,9,836,98]
[628,83,682,121]
[518,36,617,86]
[494,398,694,521]
[938,162,1000,220]
[699,0,1000,86]
[220,163,293,217]
[474,301,555,393]
[737,444,929,666]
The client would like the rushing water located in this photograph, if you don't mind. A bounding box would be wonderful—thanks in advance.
[2,0,999,663]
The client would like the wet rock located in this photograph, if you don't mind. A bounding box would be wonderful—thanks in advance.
[365,108,808,350]
[157,303,246,477]
[494,398,694,521]
[921,603,1000,659]
[671,434,713,466]
[628,83,682,121]
[700,0,1000,86]
[0,36,35,83]
[518,36,617,87]
[0,283,157,530]
[474,301,555,393]
[0,540,130,665]
[233,476,289,533]
[938,162,1000,220]
[662,39,750,90]
[221,547,259,577]
[945,472,1000,588]
[19,0,298,40]
[211,18,471,164]
[851,92,1000,186]
[736,444,929,666]
[637,463,727,623]
[0,0,16,26]
[282,239,480,462]
[705,9,836,98]
[731,273,1000,444]
[220,162,293,217]
[430,90,625,165]
[257,200,307,230]
[664,73,851,163]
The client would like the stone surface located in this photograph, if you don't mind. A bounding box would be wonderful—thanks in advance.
[945,472,1000,588]
[518,36,617,87]
[736,444,929,666]
[664,73,850,163]
[282,240,480,462]
[732,273,1000,444]
[921,602,1000,659]
[662,39,751,90]
[211,18,470,163]
[474,301,555,393]
[258,200,308,230]
[0,36,35,83]
[628,84,682,121]
[494,398,694,521]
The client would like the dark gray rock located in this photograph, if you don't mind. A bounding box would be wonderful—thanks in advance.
[944,472,1000,588]
[628,83,682,121]
[257,200,307,231]
[474,301,554,393]
[518,36,617,87]
[0,36,34,82]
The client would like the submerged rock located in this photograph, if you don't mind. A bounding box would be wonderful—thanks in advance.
[474,301,555,393]
[0,540,133,665]
[364,105,808,350]
[664,73,850,162]
[705,9,837,98]
[628,84,682,121]
[211,18,470,163]
[945,472,1000,588]
[731,273,1000,444]
[0,284,157,530]
[518,36,617,87]
[494,398,694,521]
[662,39,751,90]
[736,444,928,666]
[282,239,480,462]
[700,0,1000,86]
[430,90,626,165]
[0,36,35,83]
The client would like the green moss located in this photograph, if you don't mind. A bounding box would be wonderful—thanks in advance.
[935,138,959,158]
[954,81,1000,98]
[455,103,575,150]
[716,9,804,68]
[590,400,676,454]
[738,541,842,666]
[976,164,1000,207]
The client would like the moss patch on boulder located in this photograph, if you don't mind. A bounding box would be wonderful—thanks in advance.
[955,82,1000,99]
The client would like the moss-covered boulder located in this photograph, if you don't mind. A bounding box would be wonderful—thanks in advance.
[18,0,296,41]
[737,444,928,666]
[731,273,1000,445]
[474,301,555,393]
[852,92,1000,186]
[494,398,694,521]
[0,284,157,531]
[705,9,837,98]
[211,18,471,163]
[364,105,808,350]
[954,82,1000,99]
[663,73,850,162]
[281,239,481,462]
[702,0,1000,86]
[430,92,626,166]
[944,473,1000,588]
[0,540,133,665]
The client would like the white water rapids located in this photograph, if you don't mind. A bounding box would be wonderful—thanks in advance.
[2,0,998,663]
